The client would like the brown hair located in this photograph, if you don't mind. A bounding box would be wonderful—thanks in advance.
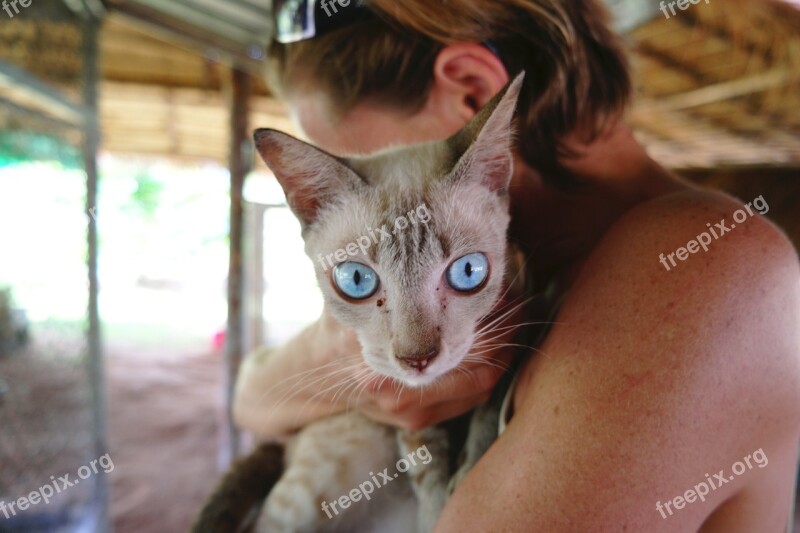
[266,0,631,178]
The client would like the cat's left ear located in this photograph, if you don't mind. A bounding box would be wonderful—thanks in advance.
[448,72,525,194]
[253,129,365,228]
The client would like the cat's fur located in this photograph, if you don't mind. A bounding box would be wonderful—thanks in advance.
[194,73,526,533]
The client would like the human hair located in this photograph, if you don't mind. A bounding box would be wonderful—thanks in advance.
[265,0,631,178]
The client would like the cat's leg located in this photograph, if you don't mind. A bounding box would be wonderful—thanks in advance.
[256,412,405,533]
[396,427,451,533]
[446,400,502,496]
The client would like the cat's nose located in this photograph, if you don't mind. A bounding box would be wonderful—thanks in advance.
[396,348,439,371]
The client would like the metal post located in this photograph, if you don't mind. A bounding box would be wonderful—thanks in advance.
[244,202,264,352]
[223,67,252,465]
[82,14,108,533]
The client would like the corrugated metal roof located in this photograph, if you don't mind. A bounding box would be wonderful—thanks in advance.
[105,0,273,69]
[105,0,663,70]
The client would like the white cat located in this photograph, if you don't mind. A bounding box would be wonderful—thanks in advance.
[194,73,528,533]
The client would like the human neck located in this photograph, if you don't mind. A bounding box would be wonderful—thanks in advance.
[508,120,687,284]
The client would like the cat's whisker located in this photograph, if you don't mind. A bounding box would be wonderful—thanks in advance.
[474,297,534,337]
[453,364,481,389]
[250,354,364,410]
[394,381,406,404]
[331,366,375,405]
[350,372,382,409]
[301,371,366,414]
[462,353,513,368]
[461,356,512,375]
[336,376,368,412]
[265,361,359,411]
[376,374,390,392]
[265,360,366,418]
[468,343,525,357]
[472,317,563,350]
[471,342,552,360]
[471,325,528,348]
[269,379,346,424]
[347,367,380,405]
[494,251,534,305]
[476,293,528,328]
[476,319,560,338]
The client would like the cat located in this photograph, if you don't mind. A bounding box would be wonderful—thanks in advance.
[193,72,528,533]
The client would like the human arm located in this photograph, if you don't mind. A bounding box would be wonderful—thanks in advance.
[232,310,359,439]
[233,304,518,439]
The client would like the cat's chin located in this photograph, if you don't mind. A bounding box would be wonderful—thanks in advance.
[398,372,441,389]
[394,360,463,388]
[366,362,448,389]
[364,355,462,388]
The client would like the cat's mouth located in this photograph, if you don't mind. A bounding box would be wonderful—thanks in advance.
[365,346,465,388]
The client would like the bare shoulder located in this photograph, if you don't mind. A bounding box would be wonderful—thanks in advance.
[554,186,800,434]
[537,187,800,409]
[437,188,800,531]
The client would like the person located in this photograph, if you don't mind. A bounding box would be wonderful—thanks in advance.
[234,0,800,530]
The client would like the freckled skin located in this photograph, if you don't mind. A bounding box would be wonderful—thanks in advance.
[439,190,800,532]
[235,58,800,530]
[290,100,800,530]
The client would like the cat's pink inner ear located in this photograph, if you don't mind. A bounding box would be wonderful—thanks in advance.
[481,151,513,193]
[449,73,522,193]
[253,129,336,226]
[459,117,515,193]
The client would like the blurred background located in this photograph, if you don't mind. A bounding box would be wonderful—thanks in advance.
[0,0,797,531]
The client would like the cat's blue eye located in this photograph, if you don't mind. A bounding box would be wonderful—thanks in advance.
[446,253,489,292]
[332,262,380,300]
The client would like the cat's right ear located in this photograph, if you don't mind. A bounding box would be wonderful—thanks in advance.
[447,72,525,195]
[253,129,364,228]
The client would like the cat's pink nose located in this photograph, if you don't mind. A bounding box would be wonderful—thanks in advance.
[396,349,439,371]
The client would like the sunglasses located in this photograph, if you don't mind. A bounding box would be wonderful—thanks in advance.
[272,0,503,62]
[273,0,370,44]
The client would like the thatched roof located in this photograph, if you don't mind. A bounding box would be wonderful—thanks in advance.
[95,0,800,170]
[628,0,800,170]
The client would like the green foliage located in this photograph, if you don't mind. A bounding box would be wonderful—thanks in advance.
[0,132,81,169]
[129,172,163,218]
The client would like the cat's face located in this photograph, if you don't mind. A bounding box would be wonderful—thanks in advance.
[255,74,523,387]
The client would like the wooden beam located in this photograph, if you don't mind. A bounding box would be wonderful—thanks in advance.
[0,59,91,126]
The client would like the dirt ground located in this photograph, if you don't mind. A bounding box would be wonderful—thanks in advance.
[107,347,223,533]
[0,322,235,533]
